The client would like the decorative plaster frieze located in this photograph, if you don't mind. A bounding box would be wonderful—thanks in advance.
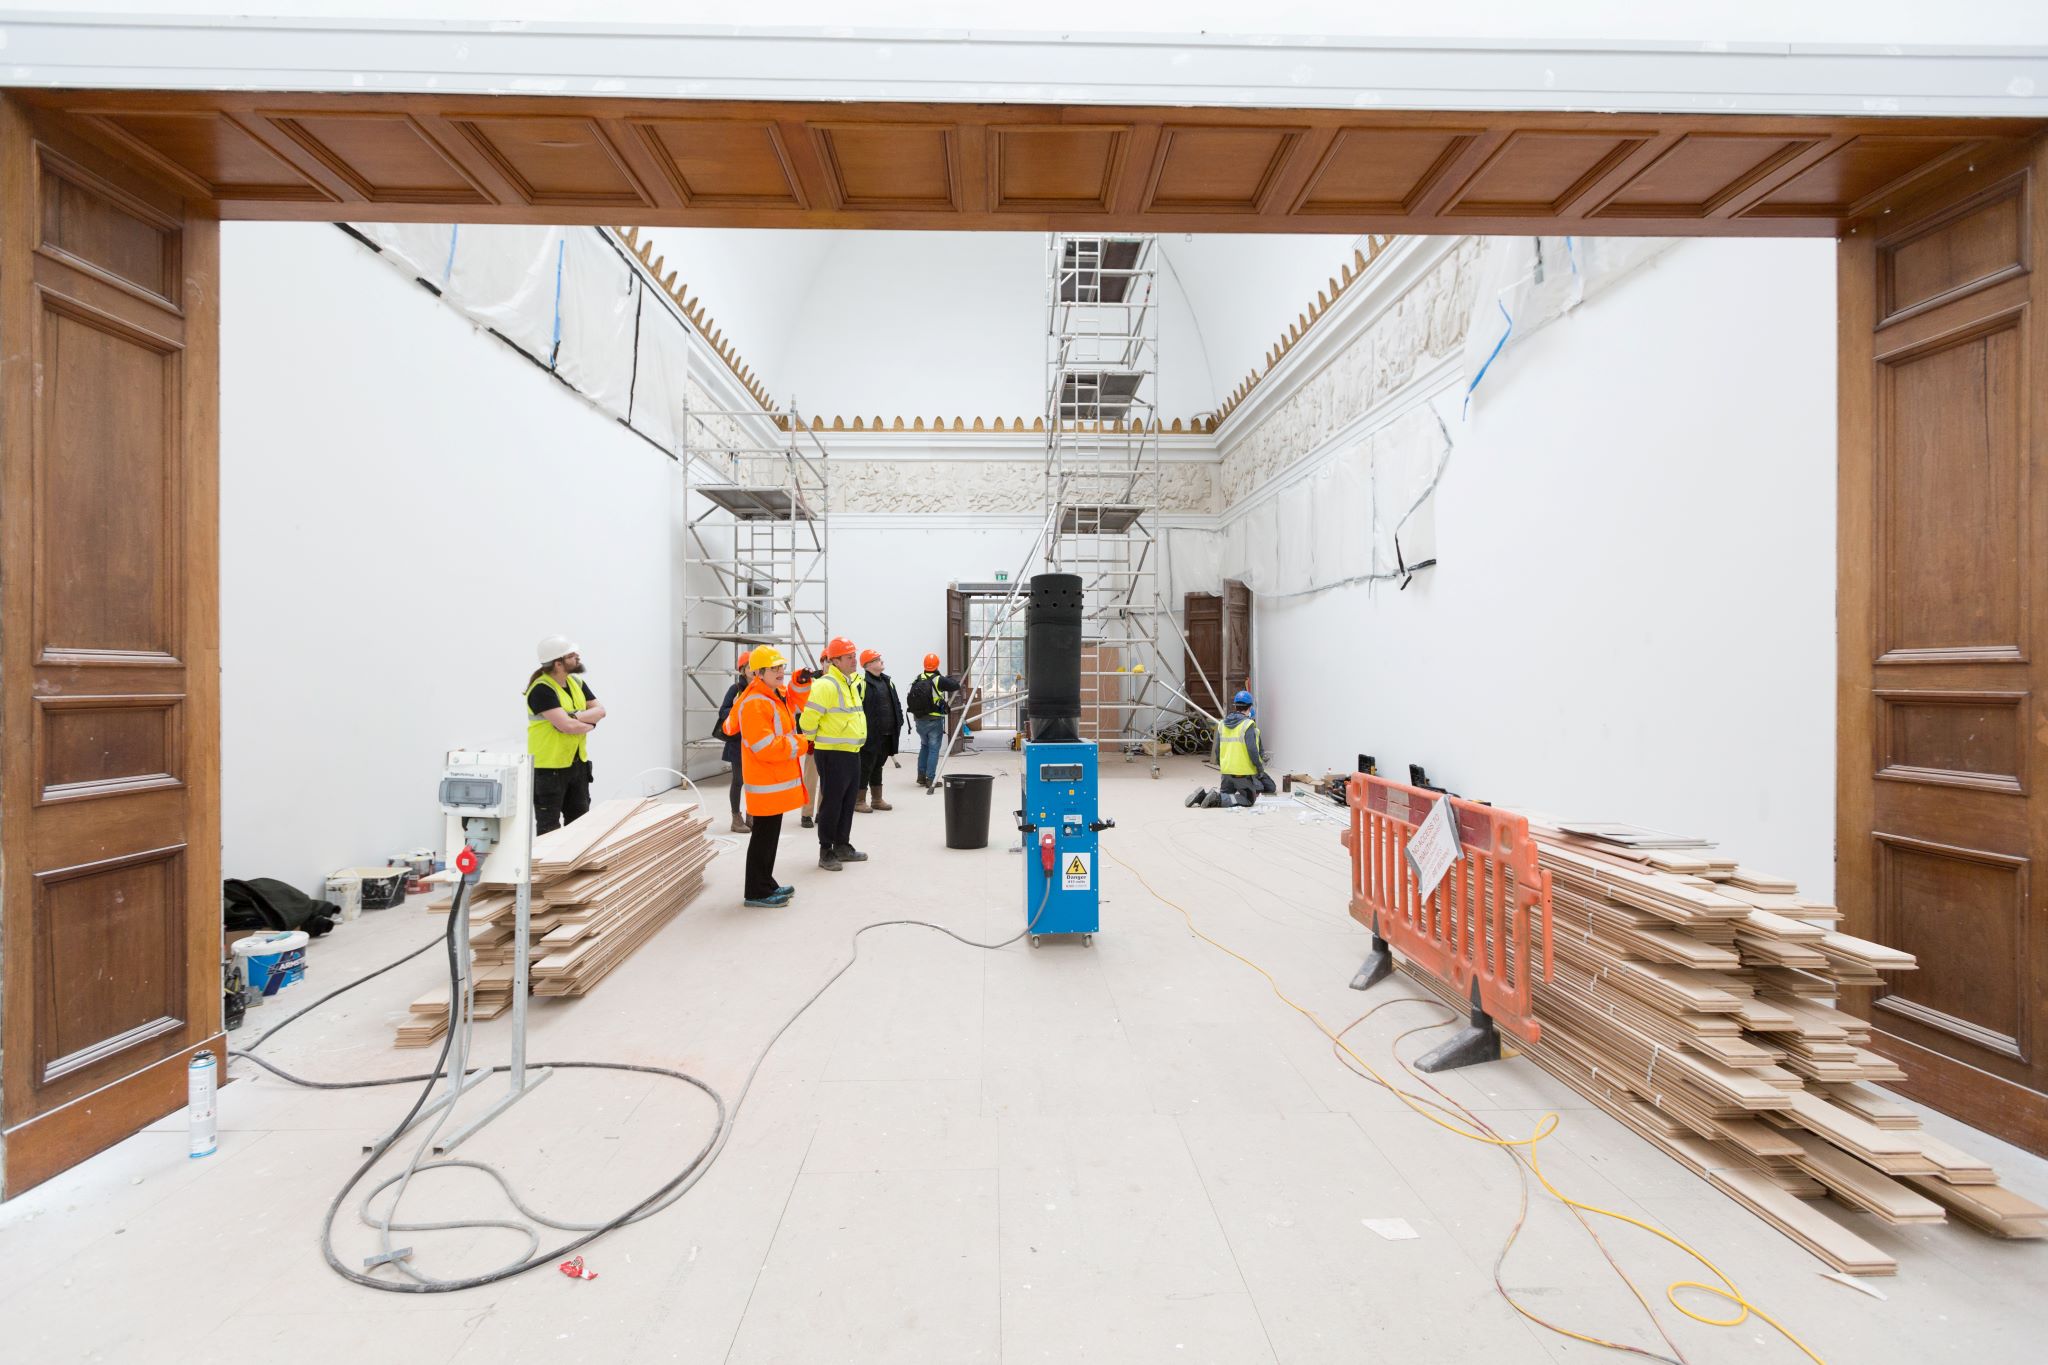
[742,456,1217,516]
[1217,239,1480,509]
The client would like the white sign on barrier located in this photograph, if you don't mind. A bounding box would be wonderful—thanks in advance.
[1404,795,1463,899]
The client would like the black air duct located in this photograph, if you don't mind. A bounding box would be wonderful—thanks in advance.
[1025,572,1083,743]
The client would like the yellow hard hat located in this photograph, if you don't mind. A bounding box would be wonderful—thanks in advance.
[748,644,786,671]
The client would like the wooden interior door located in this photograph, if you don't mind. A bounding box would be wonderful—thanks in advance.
[1183,592,1223,715]
[945,585,973,751]
[1223,579,1253,704]
[0,98,222,1196]
[1838,132,2048,1155]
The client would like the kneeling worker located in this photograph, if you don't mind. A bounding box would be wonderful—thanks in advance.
[1187,690,1267,809]
[528,635,605,833]
[728,645,806,906]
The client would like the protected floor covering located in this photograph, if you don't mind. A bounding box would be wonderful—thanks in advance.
[4,753,2045,1364]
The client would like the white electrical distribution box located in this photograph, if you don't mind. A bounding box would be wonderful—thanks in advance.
[442,750,534,886]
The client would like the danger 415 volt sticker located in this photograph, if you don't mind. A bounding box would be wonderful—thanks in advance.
[1062,852,1093,891]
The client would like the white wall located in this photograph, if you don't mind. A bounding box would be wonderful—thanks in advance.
[1250,237,1840,896]
[822,516,1039,725]
[220,221,687,892]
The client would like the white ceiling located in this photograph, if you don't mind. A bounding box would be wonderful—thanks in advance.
[630,228,1360,425]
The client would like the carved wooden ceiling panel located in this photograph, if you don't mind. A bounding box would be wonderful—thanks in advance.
[24,91,2042,236]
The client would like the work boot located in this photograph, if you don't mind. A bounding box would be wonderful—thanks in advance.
[1184,788,1206,808]
[802,812,815,829]
[835,844,869,863]
[871,784,893,811]
[730,813,750,834]
[854,790,871,814]
[819,848,843,871]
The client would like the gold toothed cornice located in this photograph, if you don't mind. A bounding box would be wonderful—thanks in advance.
[616,225,778,414]
[1207,234,1396,431]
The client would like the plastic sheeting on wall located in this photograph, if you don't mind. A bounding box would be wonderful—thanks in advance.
[1460,235,1677,416]
[346,220,711,461]
[1180,389,1454,604]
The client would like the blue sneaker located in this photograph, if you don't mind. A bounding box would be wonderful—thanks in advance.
[744,894,785,908]
[772,885,795,901]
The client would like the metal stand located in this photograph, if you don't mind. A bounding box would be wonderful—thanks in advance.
[434,844,551,1154]
[1413,981,1502,1073]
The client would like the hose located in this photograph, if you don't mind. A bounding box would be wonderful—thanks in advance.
[1104,844,1827,1364]
[233,850,1059,1292]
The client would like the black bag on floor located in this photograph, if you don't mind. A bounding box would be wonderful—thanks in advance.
[224,877,340,938]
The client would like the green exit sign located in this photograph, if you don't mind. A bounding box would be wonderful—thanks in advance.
[994,571,1009,582]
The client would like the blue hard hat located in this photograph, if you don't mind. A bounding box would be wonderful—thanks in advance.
[1233,690,1254,707]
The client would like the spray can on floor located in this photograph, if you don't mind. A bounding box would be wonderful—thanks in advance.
[188,1051,218,1159]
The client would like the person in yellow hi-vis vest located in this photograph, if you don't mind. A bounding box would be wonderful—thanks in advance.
[527,633,607,833]
[798,635,869,870]
[1188,690,1267,810]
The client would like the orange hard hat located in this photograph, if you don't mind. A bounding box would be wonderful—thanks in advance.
[923,653,940,671]
[859,648,881,666]
[825,636,856,660]
[737,649,751,669]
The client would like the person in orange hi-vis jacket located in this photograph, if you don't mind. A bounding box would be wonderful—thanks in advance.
[726,645,807,906]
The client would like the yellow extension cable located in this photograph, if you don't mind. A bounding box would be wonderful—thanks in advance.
[1105,847,1828,1365]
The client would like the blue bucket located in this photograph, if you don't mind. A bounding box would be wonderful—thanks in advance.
[233,930,309,999]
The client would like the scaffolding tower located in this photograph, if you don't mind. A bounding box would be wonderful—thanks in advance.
[681,398,830,773]
[1043,233,1176,748]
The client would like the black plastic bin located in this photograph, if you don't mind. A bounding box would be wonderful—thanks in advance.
[942,772,995,850]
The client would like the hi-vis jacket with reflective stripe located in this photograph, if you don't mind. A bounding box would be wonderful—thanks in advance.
[726,678,807,816]
[1217,713,1265,778]
[799,663,868,752]
[526,673,590,769]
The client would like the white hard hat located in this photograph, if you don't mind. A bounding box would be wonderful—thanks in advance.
[536,634,580,664]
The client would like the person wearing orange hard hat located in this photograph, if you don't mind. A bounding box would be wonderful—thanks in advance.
[798,635,869,871]
[712,648,752,834]
[724,644,806,906]
[855,648,905,814]
[905,651,960,789]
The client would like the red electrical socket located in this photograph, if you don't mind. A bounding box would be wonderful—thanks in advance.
[455,846,479,876]
[1038,829,1056,873]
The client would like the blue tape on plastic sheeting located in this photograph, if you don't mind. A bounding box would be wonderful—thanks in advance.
[1564,235,1579,276]
[440,224,459,288]
[1462,299,1514,417]
[548,236,566,370]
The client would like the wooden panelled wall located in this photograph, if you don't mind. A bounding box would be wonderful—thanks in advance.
[13,89,2045,238]
[0,99,223,1196]
[1839,132,2048,1155]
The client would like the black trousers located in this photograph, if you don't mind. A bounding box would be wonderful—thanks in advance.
[814,749,863,850]
[744,812,783,898]
[860,747,890,787]
[533,760,592,834]
[728,762,744,815]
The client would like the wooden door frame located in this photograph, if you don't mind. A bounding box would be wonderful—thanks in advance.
[4,89,2048,1195]
[1836,131,2048,1155]
[0,96,223,1197]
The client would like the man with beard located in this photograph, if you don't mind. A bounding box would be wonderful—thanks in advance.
[527,634,607,833]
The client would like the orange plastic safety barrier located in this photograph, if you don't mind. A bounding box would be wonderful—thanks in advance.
[1341,774,1552,1048]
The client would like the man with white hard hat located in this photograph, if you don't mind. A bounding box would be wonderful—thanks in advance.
[527,634,607,832]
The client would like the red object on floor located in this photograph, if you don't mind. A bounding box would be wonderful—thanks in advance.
[558,1255,598,1280]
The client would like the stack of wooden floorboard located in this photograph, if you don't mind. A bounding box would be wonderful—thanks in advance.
[1404,818,2046,1274]
[397,798,712,1044]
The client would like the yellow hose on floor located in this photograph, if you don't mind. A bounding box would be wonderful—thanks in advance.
[1105,847,1827,1365]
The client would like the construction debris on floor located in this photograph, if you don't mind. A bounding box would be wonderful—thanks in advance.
[1429,818,2048,1274]
[399,798,712,1046]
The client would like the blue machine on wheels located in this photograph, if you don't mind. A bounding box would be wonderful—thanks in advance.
[1016,573,1114,946]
